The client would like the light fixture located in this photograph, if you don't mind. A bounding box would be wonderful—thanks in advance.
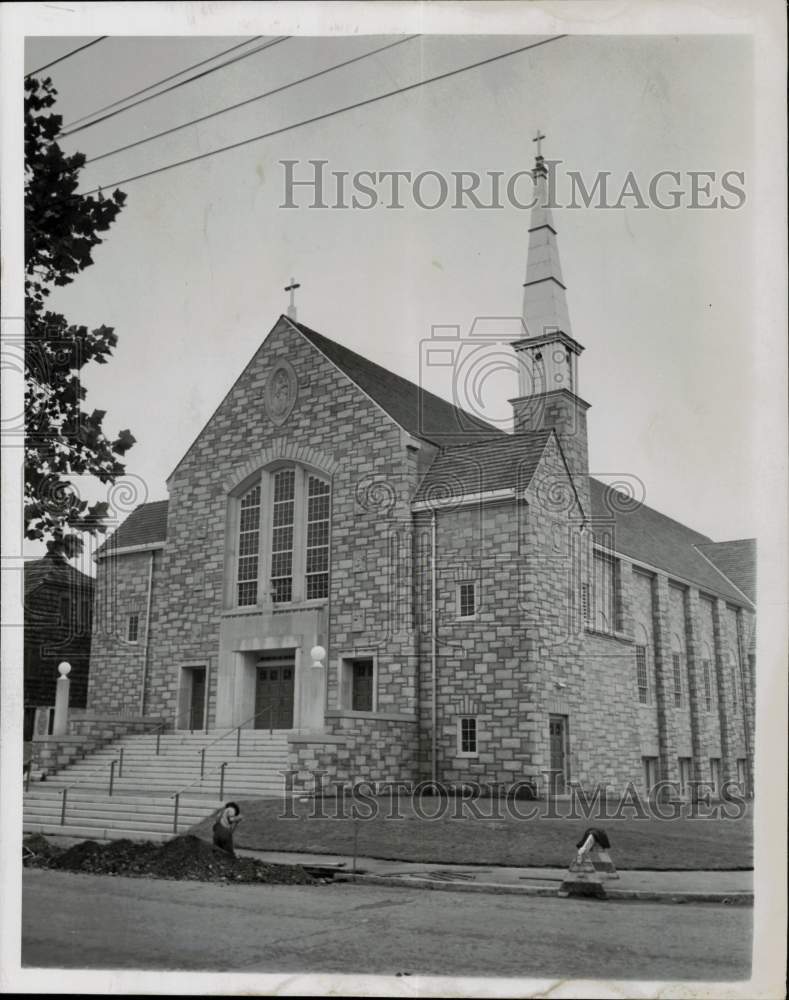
[310,645,326,668]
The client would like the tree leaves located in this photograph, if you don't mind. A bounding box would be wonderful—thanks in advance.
[25,77,134,558]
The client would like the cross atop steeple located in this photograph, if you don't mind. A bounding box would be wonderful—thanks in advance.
[284,277,301,320]
[532,129,546,158]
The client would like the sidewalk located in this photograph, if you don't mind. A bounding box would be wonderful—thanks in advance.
[236,847,753,904]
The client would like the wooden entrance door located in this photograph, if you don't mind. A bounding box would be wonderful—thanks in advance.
[548,715,567,794]
[255,654,295,729]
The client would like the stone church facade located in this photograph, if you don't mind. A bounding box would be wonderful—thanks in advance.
[88,152,756,798]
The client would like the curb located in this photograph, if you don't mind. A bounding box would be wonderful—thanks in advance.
[334,873,753,905]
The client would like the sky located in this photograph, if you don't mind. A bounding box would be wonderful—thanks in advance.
[21,30,762,565]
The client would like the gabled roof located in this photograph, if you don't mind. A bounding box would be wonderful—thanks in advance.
[292,319,507,446]
[95,500,169,556]
[111,324,754,610]
[24,553,94,595]
[589,479,753,607]
[413,430,553,503]
[695,539,756,603]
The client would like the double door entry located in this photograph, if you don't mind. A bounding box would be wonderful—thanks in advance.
[254,652,295,729]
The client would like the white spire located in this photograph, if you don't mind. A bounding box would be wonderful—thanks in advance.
[522,134,572,338]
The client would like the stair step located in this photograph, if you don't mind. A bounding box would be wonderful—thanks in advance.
[24,823,184,843]
[25,727,301,842]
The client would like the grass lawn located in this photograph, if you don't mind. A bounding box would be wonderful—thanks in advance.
[190,795,752,870]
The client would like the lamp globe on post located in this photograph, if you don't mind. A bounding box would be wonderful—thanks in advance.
[310,645,326,669]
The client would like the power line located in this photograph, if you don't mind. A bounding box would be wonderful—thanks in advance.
[82,35,567,195]
[61,36,289,138]
[25,37,108,79]
[86,35,420,166]
[63,37,264,130]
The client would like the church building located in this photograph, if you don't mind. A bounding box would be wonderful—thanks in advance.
[88,148,756,799]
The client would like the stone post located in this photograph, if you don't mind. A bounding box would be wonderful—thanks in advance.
[683,589,708,787]
[651,574,679,786]
[711,598,737,787]
[52,661,72,736]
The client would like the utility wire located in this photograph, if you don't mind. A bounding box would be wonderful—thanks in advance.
[63,36,263,130]
[82,35,567,195]
[25,37,108,79]
[86,35,420,165]
[61,36,289,138]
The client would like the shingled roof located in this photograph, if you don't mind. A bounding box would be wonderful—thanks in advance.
[413,430,554,502]
[589,479,753,606]
[95,499,169,557]
[695,539,756,603]
[292,319,507,446]
[105,324,754,608]
[24,553,94,594]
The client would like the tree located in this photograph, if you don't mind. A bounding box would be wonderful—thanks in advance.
[25,76,135,558]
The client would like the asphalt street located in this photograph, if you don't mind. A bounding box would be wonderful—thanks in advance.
[21,869,751,981]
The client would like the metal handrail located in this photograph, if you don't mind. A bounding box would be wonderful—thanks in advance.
[169,760,230,834]
[153,706,206,755]
[190,701,277,760]
[166,702,280,833]
[54,753,122,826]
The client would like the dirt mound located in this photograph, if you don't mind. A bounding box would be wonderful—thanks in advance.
[25,834,319,885]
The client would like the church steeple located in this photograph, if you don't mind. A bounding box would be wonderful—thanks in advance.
[510,133,591,515]
[521,133,573,338]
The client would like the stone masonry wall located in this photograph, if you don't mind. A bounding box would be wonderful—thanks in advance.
[287,716,419,791]
[630,568,660,754]
[89,317,423,771]
[89,550,162,716]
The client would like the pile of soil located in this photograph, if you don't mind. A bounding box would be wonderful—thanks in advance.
[24,834,319,885]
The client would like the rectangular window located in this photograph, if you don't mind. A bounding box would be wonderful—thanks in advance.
[731,657,740,712]
[270,468,295,603]
[702,659,712,712]
[127,612,140,643]
[237,484,261,606]
[305,475,330,600]
[351,658,374,712]
[592,552,618,633]
[642,756,658,795]
[672,653,684,708]
[678,757,692,797]
[635,645,649,704]
[457,581,477,619]
[581,582,591,626]
[457,717,478,756]
[709,757,721,792]
[736,758,746,789]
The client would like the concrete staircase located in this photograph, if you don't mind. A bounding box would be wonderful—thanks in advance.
[24,729,292,843]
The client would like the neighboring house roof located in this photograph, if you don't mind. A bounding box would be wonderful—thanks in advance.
[694,539,756,604]
[292,319,507,446]
[95,499,169,556]
[589,478,753,607]
[24,554,94,596]
[413,430,553,502]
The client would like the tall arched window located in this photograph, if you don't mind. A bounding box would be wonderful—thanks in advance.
[231,464,331,608]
